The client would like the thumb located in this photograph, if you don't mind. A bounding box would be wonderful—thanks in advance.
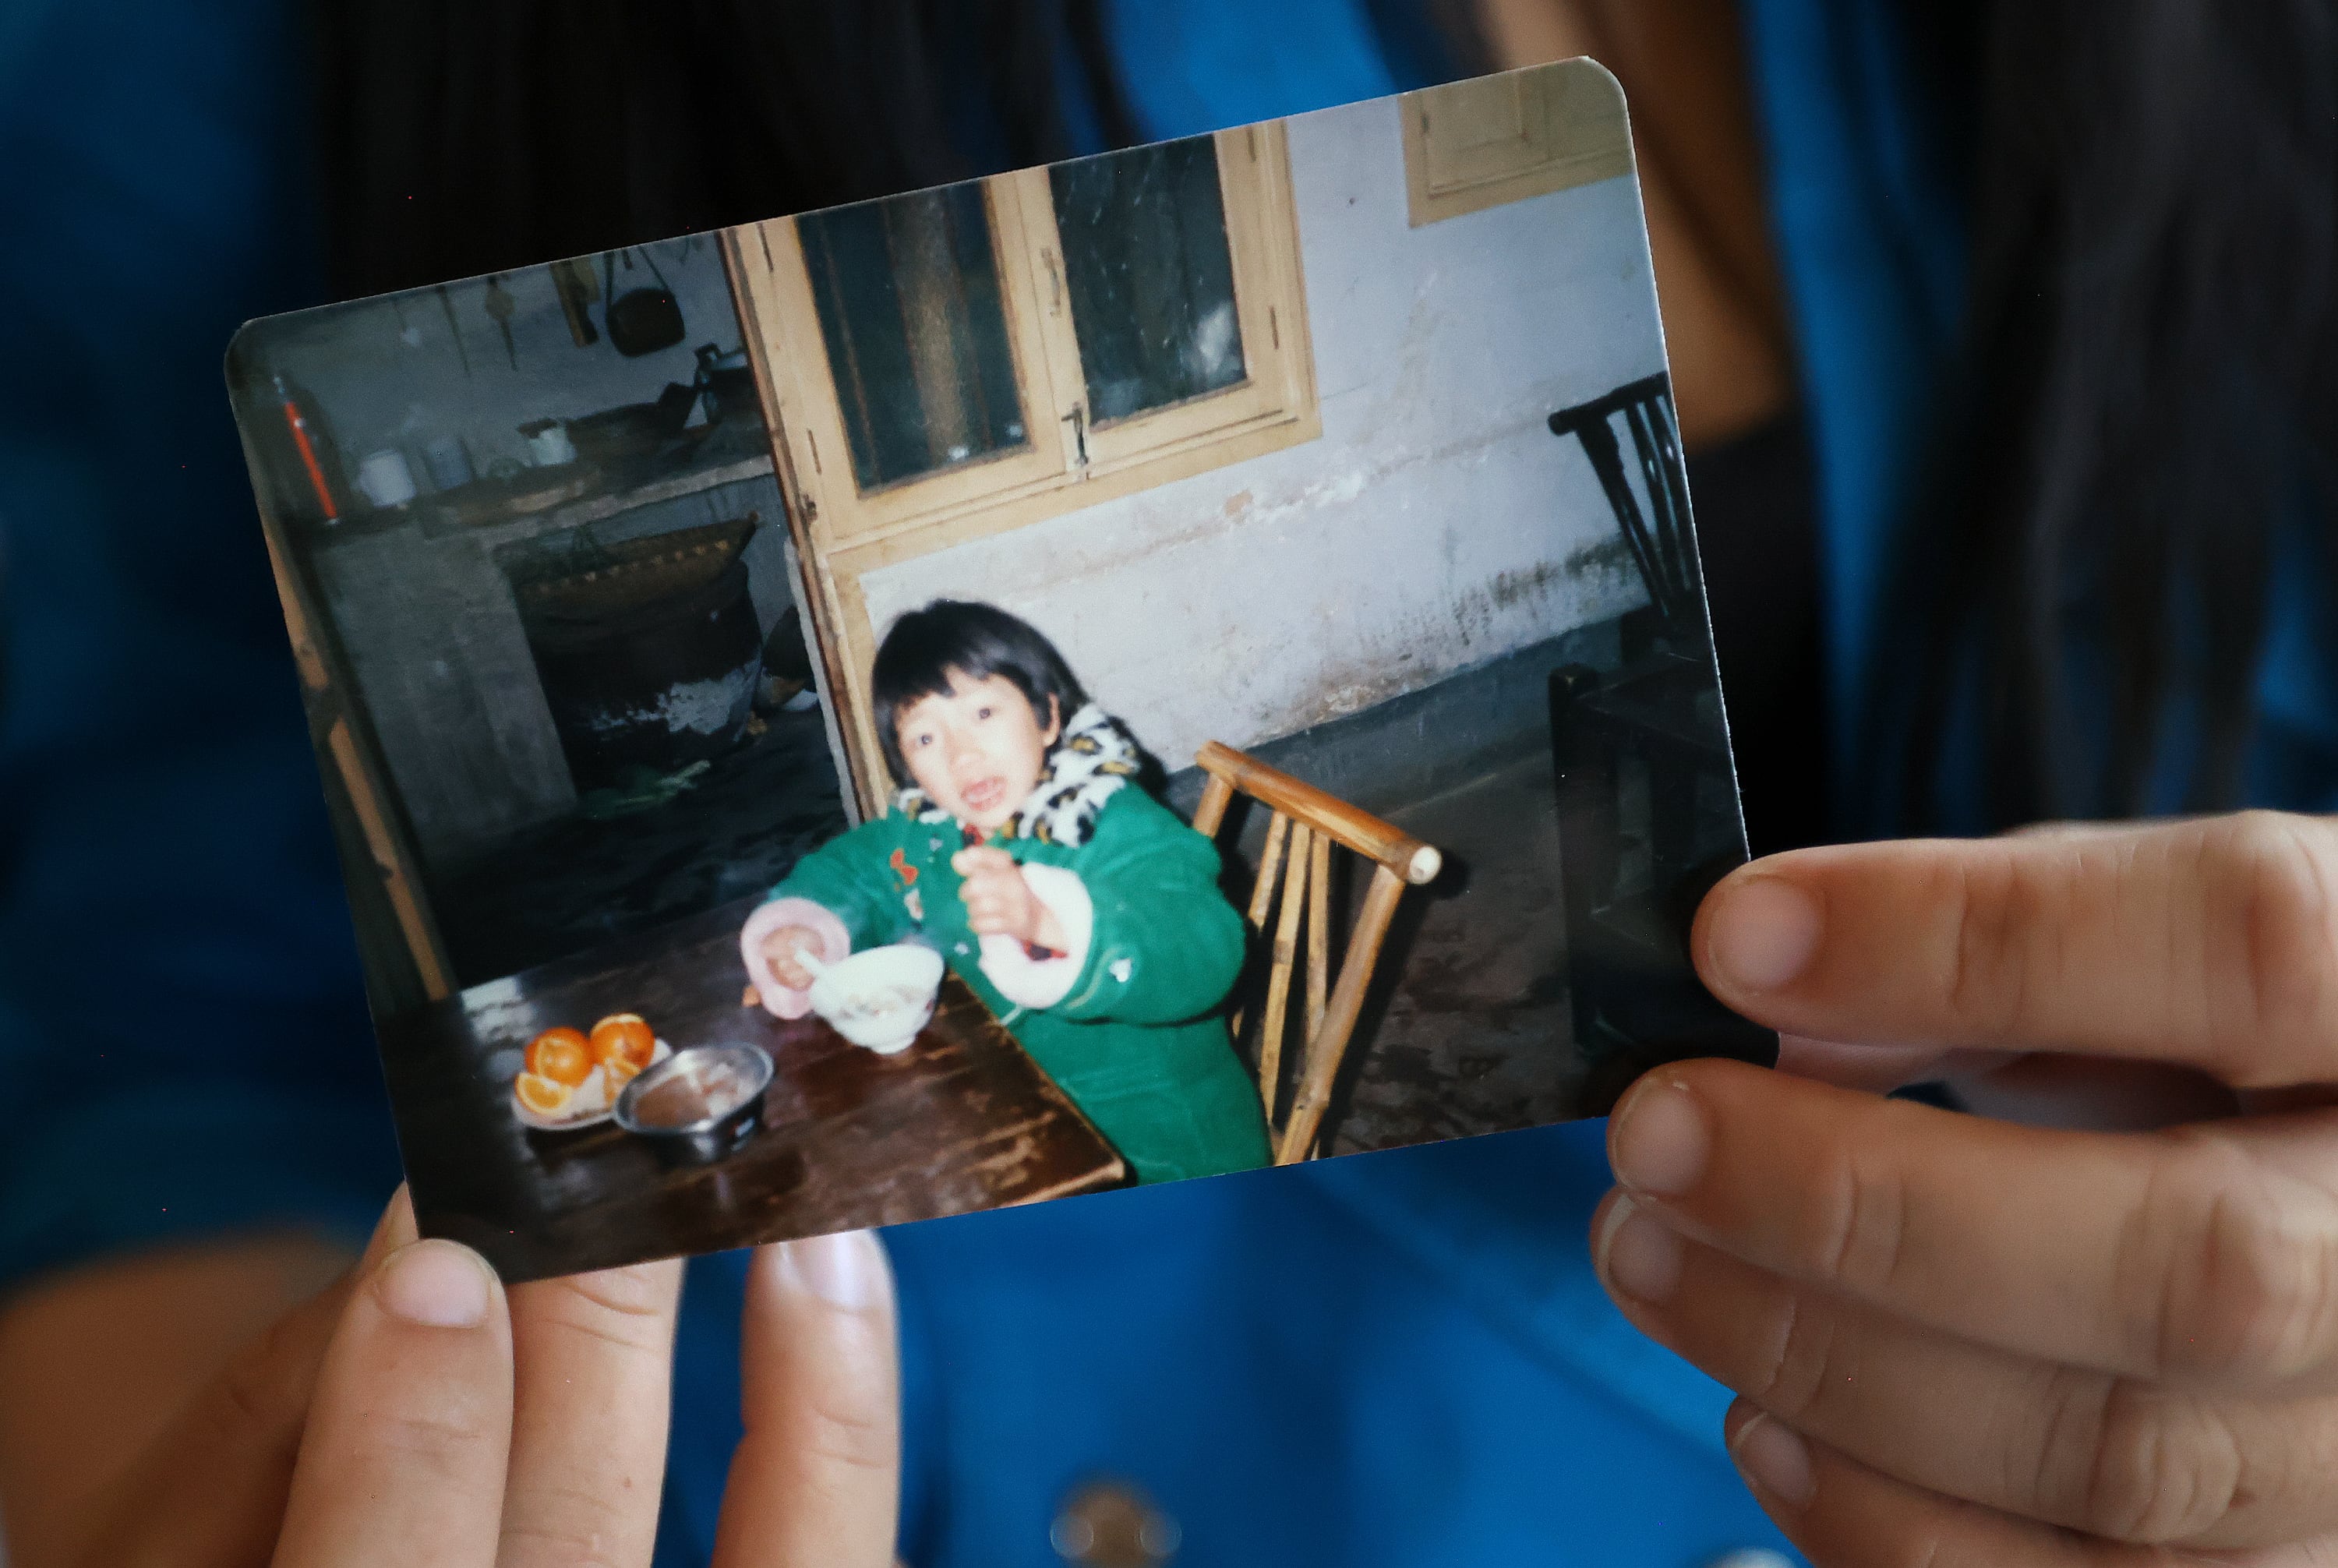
[63,1189,413,1568]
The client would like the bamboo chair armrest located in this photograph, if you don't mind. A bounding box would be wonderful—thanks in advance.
[1193,741,1442,885]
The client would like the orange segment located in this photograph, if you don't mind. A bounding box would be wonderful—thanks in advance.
[514,1072,574,1118]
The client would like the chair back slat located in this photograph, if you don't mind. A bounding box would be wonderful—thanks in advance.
[1192,743,1441,1163]
[1304,829,1330,1055]
[1246,811,1291,929]
[1548,372,1696,632]
[1256,819,1310,1119]
[1276,863,1408,1164]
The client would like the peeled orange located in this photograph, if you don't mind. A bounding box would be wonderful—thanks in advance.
[525,1026,593,1086]
[590,1013,656,1075]
[514,1071,574,1117]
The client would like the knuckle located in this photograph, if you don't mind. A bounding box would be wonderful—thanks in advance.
[1813,1143,1911,1298]
[2206,811,2338,1079]
[521,1265,680,1355]
[2060,1378,2244,1542]
[1750,1290,1850,1425]
[792,1380,897,1478]
[500,1479,644,1568]
[1939,853,2038,1042]
[203,1340,293,1450]
[2137,1135,2338,1386]
[370,1396,506,1475]
[193,1294,329,1453]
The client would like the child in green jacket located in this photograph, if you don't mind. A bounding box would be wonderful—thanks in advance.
[739,600,1271,1185]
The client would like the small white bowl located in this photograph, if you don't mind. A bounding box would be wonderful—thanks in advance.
[808,945,945,1053]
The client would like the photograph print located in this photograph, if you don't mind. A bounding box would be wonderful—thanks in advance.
[228,59,1770,1281]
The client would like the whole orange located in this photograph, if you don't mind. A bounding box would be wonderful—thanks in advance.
[590,1013,656,1074]
[525,1026,593,1086]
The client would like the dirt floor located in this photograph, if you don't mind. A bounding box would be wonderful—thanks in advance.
[433,702,846,985]
[1316,749,1587,1155]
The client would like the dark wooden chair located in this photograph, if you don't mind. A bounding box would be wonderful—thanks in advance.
[1192,742,1442,1164]
[1548,372,1700,641]
[1545,376,1768,1090]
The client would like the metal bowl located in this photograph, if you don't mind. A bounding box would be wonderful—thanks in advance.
[615,1044,775,1164]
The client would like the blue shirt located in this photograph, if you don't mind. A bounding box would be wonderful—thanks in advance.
[10,4,2323,1565]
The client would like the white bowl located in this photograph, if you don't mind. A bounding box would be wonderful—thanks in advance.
[808,944,945,1054]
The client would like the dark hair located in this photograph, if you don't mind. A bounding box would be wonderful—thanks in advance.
[870,601,1088,786]
[1885,0,2338,830]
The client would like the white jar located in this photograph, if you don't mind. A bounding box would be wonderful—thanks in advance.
[355,448,418,509]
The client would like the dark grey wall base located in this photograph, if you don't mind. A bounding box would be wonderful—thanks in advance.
[1160,616,1624,826]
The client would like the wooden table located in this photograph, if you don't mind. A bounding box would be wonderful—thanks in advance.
[380,895,1128,1280]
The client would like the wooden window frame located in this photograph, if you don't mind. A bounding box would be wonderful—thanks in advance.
[726,122,1319,812]
[741,175,1075,544]
[1010,122,1315,480]
[1401,59,1634,228]
[732,122,1317,565]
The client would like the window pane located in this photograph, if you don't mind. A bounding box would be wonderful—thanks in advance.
[1051,137,1247,426]
[799,182,1027,491]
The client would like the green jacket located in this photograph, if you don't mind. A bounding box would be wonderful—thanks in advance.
[766,713,1269,1184]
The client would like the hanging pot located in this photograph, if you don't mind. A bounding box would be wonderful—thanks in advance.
[605,247,685,357]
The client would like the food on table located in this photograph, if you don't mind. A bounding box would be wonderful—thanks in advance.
[590,1013,658,1079]
[514,1071,575,1117]
[829,984,933,1026]
[513,1014,663,1125]
[630,1057,759,1129]
[807,944,944,1053]
[524,1026,593,1087]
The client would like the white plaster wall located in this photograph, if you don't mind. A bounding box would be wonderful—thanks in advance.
[860,94,1666,768]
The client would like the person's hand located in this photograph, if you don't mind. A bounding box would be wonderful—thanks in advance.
[761,923,832,991]
[953,846,1065,952]
[1597,812,2338,1564]
[55,1188,899,1567]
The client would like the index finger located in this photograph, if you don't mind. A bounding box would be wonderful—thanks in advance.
[1606,1058,2338,1391]
[951,846,1015,878]
[1693,811,2338,1086]
[497,1260,683,1568]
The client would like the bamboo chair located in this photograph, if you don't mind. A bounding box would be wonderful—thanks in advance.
[1191,742,1443,1165]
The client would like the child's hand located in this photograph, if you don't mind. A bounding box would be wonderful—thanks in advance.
[1601,814,2338,1564]
[953,846,1067,953]
[760,924,828,991]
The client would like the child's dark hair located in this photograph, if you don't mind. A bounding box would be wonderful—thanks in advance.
[871,601,1089,784]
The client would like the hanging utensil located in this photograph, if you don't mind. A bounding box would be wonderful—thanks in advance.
[436,284,471,377]
[550,256,600,348]
[484,274,518,369]
[607,245,685,358]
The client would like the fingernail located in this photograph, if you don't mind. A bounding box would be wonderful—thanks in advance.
[1706,875,1823,993]
[1731,1411,1816,1507]
[1609,1075,1708,1195]
[376,1239,494,1328]
[1595,1193,1683,1305]
[779,1231,881,1310]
